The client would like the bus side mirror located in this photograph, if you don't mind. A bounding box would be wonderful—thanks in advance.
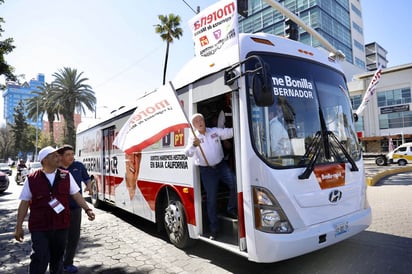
[353,113,358,122]
[252,63,274,106]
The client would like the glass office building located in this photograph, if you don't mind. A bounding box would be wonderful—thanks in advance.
[238,0,366,70]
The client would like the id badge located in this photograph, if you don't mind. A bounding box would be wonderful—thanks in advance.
[48,198,65,214]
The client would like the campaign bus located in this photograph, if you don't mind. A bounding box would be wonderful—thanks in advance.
[76,33,371,263]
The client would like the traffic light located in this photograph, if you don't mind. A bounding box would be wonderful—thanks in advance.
[285,18,299,41]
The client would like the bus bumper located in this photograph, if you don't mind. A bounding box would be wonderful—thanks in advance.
[248,207,372,263]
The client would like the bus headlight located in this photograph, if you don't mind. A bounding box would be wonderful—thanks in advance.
[253,186,293,233]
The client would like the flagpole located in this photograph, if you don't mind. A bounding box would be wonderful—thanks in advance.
[168,81,210,166]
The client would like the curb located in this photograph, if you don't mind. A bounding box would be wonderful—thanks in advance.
[366,165,412,186]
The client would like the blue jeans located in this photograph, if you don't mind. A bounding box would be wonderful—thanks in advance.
[199,160,237,233]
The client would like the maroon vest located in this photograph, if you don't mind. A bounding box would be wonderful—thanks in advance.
[28,168,71,232]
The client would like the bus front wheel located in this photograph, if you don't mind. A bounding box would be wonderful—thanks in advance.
[163,194,192,249]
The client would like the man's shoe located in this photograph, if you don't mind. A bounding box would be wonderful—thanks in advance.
[64,265,78,273]
[227,209,238,219]
[209,231,218,240]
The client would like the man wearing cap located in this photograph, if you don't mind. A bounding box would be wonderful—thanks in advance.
[57,144,91,273]
[14,146,95,274]
[185,113,237,240]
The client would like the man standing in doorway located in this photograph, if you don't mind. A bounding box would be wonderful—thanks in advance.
[185,113,237,240]
[57,145,91,273]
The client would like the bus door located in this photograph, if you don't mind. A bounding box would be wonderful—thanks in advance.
[102,126,116,203]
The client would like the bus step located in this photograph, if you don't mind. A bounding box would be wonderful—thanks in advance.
[218,215,238,245]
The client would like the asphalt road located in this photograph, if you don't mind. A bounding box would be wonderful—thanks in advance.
[1,161,411,274]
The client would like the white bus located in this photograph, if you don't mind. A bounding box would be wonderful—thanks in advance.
[76,32,371,263]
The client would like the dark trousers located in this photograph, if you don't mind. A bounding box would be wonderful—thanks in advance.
[30,229,68,274]
[199,160,237,233]
[64,207,82,267]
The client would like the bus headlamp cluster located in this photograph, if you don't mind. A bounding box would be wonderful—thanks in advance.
[253,186,293,233]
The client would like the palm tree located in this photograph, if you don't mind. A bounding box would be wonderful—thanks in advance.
[154,13,183,85]
[26,83,60,145]
[51,67,96,146]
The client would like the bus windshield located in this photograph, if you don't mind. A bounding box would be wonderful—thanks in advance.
[247,53,361,169]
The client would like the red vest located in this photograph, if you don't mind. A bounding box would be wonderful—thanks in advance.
[28,169,71,232]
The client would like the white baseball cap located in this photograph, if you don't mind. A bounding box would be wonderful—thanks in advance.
[38,146,57,162]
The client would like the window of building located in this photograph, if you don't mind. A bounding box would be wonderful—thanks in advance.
[379,111,412,129]
[351,3,362,17]
[352,22,363,35]
[377,88,411,107]
[354,39,364,52]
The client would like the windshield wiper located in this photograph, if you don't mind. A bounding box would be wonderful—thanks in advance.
[298,106,358,180]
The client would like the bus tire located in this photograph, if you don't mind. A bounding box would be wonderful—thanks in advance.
[163,194,193,249]
[375,156,387,166]
[90,178,102,208]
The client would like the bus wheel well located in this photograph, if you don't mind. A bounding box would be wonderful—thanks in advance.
[156,186,194,249]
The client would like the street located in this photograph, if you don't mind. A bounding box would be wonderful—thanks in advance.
[1,161,412,274]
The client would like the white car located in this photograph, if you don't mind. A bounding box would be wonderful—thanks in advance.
[29,162,42,173]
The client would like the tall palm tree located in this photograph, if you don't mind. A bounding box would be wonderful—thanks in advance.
[26,83,60,145]
[51,67,96,146]
[154,13,183,85]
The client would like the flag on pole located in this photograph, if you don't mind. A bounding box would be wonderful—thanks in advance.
[113,82,189,154]
[355,66,382,116]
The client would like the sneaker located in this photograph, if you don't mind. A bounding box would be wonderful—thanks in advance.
[64,265,78,273]
[209,231,218,240]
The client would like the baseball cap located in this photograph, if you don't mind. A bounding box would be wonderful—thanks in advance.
[38,146,57,162]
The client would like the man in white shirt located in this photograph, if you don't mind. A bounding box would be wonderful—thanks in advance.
[270,104,293,156]
[14,146,95,273]
[185,113,237,240]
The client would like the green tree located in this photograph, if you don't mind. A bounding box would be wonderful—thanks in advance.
[0,124,14,161]
[154,13,183,85]
[0,0,17,85]
[51,67,96,146]
[10,100,31,158]
[26,82,60,145]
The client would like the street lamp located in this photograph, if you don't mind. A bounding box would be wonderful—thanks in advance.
[35,99,39,161]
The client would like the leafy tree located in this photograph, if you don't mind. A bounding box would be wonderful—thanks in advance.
[154,13,183,85]
[26,82,60,145]
[51,67,96,146]
[0,124,14,161]
[10,100,31,158]
[0,0,17,85]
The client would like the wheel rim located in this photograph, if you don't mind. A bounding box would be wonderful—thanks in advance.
[164,202,184,241]
[91,180,98,204]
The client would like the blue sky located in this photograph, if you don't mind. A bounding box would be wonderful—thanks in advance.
[1,0,411,122]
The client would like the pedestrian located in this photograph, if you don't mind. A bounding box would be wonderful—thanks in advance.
[57,144,91,273]
[185,113,237,240]
[14,146,95,274]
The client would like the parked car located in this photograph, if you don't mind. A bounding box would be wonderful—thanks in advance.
[29,161,42,174]
[0,163,12,176]
[375,142,412,166]
[0,171,10,193]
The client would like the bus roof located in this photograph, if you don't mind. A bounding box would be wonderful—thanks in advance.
[172,33,343,90]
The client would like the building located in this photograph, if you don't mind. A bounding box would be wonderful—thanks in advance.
[2,73,44,129]
[238,0,366,70]
[43,114,82,144]
[365,42,388,71]
[348,63,412,153]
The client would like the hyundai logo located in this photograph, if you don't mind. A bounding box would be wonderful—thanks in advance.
[329,190,343,203]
